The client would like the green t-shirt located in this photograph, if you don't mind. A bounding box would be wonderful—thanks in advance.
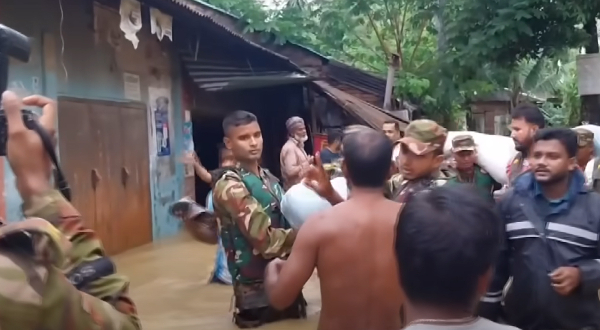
[447,166,501,201]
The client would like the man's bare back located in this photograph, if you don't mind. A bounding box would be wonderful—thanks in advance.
[313,195,403,330]
[265,127,405,330]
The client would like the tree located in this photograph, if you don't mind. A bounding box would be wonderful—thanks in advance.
[444,0,600,123]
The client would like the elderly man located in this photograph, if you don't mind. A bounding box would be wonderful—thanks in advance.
[280,116,313,190]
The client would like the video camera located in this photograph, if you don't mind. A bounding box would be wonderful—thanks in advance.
[0,24,70,200]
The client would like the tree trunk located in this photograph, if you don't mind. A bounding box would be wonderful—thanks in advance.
[383,54,400,110]
[581,17,600,124]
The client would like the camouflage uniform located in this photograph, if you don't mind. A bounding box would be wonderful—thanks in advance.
[212,166,306,328]
[0,189,140,330]
[574,128,599,190]
[385,119,450,202]
[446,135,501,201]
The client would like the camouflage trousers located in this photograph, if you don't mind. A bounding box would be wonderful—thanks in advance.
[3,189,142,330]
[0,251,138,330]
[233,281,307,328]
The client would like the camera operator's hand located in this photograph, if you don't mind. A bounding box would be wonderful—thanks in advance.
[2,91,56,201]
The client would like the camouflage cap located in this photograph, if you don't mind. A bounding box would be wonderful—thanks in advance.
[399,119,447,155]
[573,127,595,148]
[452,134,476,152]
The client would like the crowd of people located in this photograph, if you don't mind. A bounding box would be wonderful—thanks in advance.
[2,88,600,330]
[181,102,600,330]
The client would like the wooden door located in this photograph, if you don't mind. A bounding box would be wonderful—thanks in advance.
[58,98,153,255]
[89,104,125,255]
[57,100,98,230]
[119,106,152,251]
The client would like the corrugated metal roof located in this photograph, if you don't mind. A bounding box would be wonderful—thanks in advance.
[199,74,315,91]
[179,44,314,91]
[326,60,387,97]
[313,81,408,130]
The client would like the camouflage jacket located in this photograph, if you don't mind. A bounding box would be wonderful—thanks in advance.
[213,167,295,285]
[385,172,451,202]
[20,189,140,330]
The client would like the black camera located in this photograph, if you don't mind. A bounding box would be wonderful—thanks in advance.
[0,24,33,156]
[0,24,70,201]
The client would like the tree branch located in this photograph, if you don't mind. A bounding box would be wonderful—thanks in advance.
[399,1,409,59]
[407,19,428,69]
[342,20,387,64]
[367,12,392,60]
[383,0,402,57]
[338,48,385,72]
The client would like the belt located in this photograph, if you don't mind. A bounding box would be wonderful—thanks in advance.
[66,256,115,292]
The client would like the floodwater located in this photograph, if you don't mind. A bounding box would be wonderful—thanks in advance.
[113,233,321,330]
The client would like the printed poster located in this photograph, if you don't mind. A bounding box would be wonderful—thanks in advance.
[183,110,194,177]
[123,73,141,101]
[149,87,171,157]
[312,133,327,155]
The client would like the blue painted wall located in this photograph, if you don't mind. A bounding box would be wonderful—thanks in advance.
[0,0,183,239]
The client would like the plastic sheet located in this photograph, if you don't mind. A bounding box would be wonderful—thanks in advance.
[281,177,349,230]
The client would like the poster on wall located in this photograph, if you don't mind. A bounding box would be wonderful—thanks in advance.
[149,87,171,157]
[123,73,141,101]
[183,110,195,177]
[312,133,327,155]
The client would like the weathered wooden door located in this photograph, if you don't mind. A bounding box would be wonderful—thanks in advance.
[118,106,153,251]
[58,98,152,255]
[56,100,97,231]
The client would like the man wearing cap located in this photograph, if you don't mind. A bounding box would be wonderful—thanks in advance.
[573,128,596,187]
[446,135,501,201]
[280,116,313,190]
[386,119,451,202]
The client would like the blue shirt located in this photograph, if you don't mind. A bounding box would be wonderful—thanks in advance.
[528,172,585,217]
[320,148,341,164]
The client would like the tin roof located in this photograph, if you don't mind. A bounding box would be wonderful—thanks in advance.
[313,81,408,130]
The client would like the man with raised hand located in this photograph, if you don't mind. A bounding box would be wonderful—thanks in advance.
[0,91,140,330]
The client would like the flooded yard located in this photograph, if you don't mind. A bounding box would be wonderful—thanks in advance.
[114,233,322,330]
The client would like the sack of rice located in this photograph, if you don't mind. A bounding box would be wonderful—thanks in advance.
[444,131,517,185]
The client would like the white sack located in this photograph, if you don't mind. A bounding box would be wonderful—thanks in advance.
[444,131,517,185]
[281,177,349,230]
[575,125,600,157]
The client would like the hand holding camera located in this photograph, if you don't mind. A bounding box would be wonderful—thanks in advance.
[2,91,57,201]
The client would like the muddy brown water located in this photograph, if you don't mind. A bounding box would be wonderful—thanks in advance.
[114,233,321,330]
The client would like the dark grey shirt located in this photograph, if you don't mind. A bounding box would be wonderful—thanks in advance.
[404,318,520,330]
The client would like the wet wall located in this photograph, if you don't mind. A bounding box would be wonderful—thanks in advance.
[0,0,183,239]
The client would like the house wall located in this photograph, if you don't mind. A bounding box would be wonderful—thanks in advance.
[471,101,511,135]
[0,0,184,239]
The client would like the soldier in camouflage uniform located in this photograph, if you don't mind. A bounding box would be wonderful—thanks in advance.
[385,119,451,202]
[446,135,502,201]
[212,110,307,328]
[0,92,140,330]
[572,128,596,187]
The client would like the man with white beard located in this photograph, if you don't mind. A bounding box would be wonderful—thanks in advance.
[280,116,313,190]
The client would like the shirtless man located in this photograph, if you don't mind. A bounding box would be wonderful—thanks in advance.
[265,128,403,330]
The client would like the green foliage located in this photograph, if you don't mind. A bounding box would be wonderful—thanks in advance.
[444,0,593,69]
[196,0,592,126]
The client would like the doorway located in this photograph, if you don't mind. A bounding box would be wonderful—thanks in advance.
[57,97,153,255]
[192,115,223,205]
